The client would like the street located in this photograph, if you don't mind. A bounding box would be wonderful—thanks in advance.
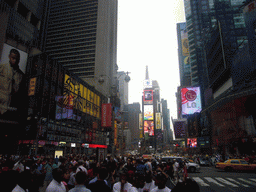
[185,166,256,192]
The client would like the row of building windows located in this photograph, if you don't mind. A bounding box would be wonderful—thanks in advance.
[47,28,97,39]
[46,36,96,45]
[47,25,97,36]
[49,14,97,26]
[47,22,97,32]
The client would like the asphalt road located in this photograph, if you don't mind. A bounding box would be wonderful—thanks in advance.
[184,166,256,192]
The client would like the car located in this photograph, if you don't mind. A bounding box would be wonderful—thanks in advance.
[199,158,211,166]
[215,159,256,172]
[161,156,200,173]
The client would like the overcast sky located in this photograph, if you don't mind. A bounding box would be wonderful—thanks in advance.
[117,0,186,120]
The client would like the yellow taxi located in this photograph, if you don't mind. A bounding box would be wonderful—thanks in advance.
[215,159,256,172]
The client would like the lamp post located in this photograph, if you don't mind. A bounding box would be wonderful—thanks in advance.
[98,71,130,156]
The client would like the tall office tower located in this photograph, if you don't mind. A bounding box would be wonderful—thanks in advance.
[117,71,129,111]
[177,22,191,87]
[183,0,247,104]
[45,0,118,97]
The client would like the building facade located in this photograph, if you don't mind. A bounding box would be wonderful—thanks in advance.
[45,0,118,98]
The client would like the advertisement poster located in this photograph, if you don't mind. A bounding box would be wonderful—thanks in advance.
[143,90,153,104]
[187,138,197,148]
[55,96,74,119]
[101,103,112,127]
[173,119,186,139]
[181,87,202,115]
[139,113,143,129]
[144,105,153,120]
[0,44,28,116]
[155,112,161,129]
[144,120,154,136]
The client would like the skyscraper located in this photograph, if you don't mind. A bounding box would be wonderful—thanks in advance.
[183,0,247,102]
[45,0,118,97]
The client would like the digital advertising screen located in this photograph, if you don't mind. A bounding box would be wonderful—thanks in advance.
[143,90,153,104]
[181,87,202,115]
[144,105,153,120]
[187,138,197,148]
[144,120,154,136]
[173,119,186,139]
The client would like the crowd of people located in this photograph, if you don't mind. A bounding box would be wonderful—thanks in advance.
[0,154,201,192]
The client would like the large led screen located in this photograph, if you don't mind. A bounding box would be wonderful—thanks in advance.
[143,90,153,104]
[173,119,186,139]
[187,138,197,148]
[144,105,153,120]
[181,87,202,115]
[144,120,154,136]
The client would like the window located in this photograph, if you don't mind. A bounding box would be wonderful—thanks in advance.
[240,160,248,164]
[231,160,240,164]
[17,2,29,19]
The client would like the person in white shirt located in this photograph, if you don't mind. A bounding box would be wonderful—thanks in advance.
[12,171,31,192]
[76,160,88,175]
[173,160,179,182]
[113,172,133,192]
[143,171,156,192]
[46,168,66,192]
[150,173,171,192]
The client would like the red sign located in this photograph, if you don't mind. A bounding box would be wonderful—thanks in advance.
[101,103,112,127]
[89,144,107,148]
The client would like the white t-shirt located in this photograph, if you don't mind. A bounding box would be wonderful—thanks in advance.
[113,182,133,192]
[129,187,139,192]
[150,186,171,192]
[143,180,157,192]
[173,162,179,172]
[45,179,66,192]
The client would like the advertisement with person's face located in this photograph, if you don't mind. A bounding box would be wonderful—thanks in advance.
[144,120,154,136]
[0,44,27,118]
[187,138,197,148]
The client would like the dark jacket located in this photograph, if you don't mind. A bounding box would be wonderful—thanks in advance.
[88,180,111,192]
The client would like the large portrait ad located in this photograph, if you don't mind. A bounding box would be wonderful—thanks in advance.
[0,44,28,121]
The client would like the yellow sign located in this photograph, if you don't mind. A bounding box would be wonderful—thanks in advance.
[28,77,37,96]
[156,113,161,129]
[139,113,143,129]
[64,74,100,118]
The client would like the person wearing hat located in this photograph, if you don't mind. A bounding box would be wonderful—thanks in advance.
[76,160,88,175]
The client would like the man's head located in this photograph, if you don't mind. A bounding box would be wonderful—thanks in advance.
[52,168,64,183]
[97,167,108,180]
[9,49,20,67]
[75,171,87,185]
[120,171,127,184]
[155,173,167,189]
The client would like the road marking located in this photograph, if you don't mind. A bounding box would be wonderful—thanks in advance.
[215,177,238,187]
[204,177,225,187]
[249,178,256,183]
[238,178,256,186]
[226,178,249,187]
[192,177,210,186]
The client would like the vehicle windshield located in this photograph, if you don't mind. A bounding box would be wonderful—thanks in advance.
[224,160,229,163]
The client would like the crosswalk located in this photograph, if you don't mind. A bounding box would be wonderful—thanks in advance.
[191,177,256,188]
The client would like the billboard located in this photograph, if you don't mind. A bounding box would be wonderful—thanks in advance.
[0,44,28,116]
[55,96,74,119]
[139,113,143,129]
[144,105,153,120]
[173,119,186,139]
[143,79,152,89]
[187,138,197,148]
[155,112,161,129]
[144,120,154,136]
[143,90,153,104]
[181,87,202,115]
[101,103,112,127]
[197,137,210,148]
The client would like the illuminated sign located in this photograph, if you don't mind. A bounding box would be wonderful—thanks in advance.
[181,87,202,115]
[143,79,152,88]
[89,144,107,149]
[144,105,153,120]
[143,90,153,104]
[173,119,187,139]
[71,143,76,147]
[187,138,197,148]
[28,77,37,96]
[139,113,143,129]
[64,74,100,118]
[144,120,154,136]
[155,113,161,129]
